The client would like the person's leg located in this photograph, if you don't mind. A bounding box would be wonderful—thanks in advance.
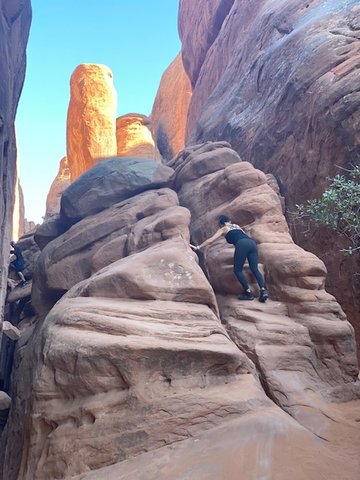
[247,246,265,289]
[234,242,254,300]
[247,243,268,302]
[17,271,26,283]
[233,245,249,290]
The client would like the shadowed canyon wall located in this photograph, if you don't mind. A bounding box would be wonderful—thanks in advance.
[178,0,360,347]
[0,0,32,321]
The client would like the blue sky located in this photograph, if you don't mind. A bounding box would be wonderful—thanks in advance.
[16,0,181,224]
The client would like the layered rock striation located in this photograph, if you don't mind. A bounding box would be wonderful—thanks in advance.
[178,0,360,349]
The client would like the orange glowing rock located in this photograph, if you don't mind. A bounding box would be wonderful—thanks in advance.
[46,156,71,217]
[151,53,192,161]
[66,64,117,181]
[116,113,161,161]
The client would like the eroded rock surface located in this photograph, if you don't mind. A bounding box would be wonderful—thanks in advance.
[66,64,117,181]
[150,53,192,161]
[178,0,360,346]
[116,113,161,161]
[33,188,188,316]
[171,142,359,427]
[1,143,359,480]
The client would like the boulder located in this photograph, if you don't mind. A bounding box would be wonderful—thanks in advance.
[34,214,69,250]
[116,113,161,161]
[60,157,174,224]
[33,188,187,316]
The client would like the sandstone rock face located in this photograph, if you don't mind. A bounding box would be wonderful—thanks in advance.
[150,53,192,161]
[1,143,359,480]
[45,156,71,217]
[116,114,161,161]
[33,214,68,251]
[178,0,360,349]
[0,0,31,321]
[171,142,359,412]
[33,188,188,316]
[60,156,174,224]
[12,174,25,241]
[178,0,235,88]
[66,64,117,181]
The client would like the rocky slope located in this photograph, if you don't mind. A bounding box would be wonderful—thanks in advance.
[178,0,360,348]
[1,145,359,480]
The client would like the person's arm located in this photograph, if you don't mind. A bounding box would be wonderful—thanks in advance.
[196,226,227,249]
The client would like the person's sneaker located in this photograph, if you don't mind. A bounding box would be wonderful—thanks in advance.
[259,289,269,302]
[238,291,255,300]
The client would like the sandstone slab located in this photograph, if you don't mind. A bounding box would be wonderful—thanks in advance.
[75,402,360,480]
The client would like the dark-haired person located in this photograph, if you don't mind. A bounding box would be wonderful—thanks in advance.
[9,241,26,286]
[191,215,268,302]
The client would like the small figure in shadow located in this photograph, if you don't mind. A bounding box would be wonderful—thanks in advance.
[9,241,26,287]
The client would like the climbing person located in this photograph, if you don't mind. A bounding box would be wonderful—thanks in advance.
[191,215,268,302]
[9,241,26,286]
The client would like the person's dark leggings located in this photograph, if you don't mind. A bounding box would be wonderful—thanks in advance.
[233,238,265,290]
